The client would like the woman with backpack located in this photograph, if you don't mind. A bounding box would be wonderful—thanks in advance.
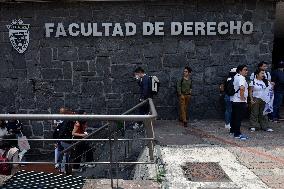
[249,69,274,132]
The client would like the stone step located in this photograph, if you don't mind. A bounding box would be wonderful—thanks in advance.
[83,179,160,189]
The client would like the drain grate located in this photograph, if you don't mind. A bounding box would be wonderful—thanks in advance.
[1,170,86,189]
[181,162,231,182]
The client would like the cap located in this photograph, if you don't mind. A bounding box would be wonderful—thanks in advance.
[230,68,237,73]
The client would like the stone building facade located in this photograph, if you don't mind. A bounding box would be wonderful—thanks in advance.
[0,0,276,147]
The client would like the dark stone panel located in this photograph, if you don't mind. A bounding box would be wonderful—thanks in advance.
[73,61,88,71]
[31,121,44,136]
[41,68,63,80]
[54,80,73,93]
[58,47,78,61]
[0,0,276,125]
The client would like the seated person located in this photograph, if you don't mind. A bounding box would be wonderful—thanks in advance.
[0,134,19,175]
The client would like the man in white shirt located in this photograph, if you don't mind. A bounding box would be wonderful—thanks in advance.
[230,65,249,140]
[249,61,271,81]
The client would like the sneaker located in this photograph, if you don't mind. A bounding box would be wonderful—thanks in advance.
[239,134,249,140]
[55,163,60,169]
[235,134,249,140]
[225,124,231,129]
[266,128,274,132]
[183,122,188,127]
[250,128,256,132]
[272,119,279,123]
[132,123,140,130]
[72,168,82,172]
[86,164,95,168]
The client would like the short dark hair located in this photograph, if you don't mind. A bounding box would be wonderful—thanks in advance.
[258,61,268,68]
[134,67,145,73]
[254,69,264,76]
[184,66,192,73]
[236,65,247,73]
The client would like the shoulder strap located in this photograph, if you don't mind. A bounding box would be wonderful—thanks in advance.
[180,78,184,92]
[2,149,9,158]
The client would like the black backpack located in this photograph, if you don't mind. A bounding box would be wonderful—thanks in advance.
[225,77,239,96]
[53,121,74,140]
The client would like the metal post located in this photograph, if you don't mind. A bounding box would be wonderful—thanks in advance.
[108,124,114,188]
[114,131,119,189]
[144,120,155,161]
[123,121,128,159]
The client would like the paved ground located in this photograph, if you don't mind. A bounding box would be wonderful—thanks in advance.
[154,119,284,189]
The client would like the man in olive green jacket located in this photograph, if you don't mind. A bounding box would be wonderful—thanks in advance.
[177,66,192,127]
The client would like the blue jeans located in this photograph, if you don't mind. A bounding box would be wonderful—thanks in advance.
[272,93,284,119]
[224,95,232,125]
[60,142,72,173]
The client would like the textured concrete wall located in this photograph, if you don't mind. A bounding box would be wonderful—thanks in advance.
[0,0,276,148]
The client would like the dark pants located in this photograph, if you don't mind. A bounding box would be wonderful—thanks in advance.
[230,102,247,137]
[272,92,284,120]
[224,95,232,125]
[139,103,150,115]
[72,141,93,169]
[250,98,269,130]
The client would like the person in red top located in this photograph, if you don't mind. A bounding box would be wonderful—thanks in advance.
[71,110,93,171]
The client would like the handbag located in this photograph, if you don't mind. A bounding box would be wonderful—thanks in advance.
[17,132,30,151]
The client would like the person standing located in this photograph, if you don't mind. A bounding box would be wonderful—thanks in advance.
[53,107,68,169]
[250,61,272,81]
[0,120,8,138]
[249,69,274,132]
[71,110,93,171]
[222,68,237,129]
[230,65,249,140]
[177,66,192,127]
[271,61,284,122]
[133,67,152,128]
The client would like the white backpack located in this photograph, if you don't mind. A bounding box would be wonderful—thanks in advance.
[149,76,160,95]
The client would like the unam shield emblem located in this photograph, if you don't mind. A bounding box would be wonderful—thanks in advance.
[7,19,30,54]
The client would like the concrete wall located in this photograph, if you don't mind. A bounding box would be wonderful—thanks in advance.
[0,0,276,147]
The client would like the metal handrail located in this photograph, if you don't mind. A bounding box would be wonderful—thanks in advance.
[0,99,157,121]
[60,98,155,154]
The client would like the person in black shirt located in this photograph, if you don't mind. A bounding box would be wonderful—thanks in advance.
[6,112,23,136]
[133,67,152,128]
[271,61,284,122]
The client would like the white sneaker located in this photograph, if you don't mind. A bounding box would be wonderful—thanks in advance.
[55,163,60,169]
[132,123,140,129]
[225,124,231,129]
[72,168,82,172]
[250,128,256,132]
[266,128,274,132]
[86,164,95,168]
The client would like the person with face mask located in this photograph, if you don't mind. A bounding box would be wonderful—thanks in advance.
[177,66,193,127]
[133,67,152,129]
[249,69,274,132]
